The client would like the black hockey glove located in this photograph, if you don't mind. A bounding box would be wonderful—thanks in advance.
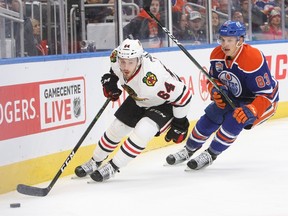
[101,73,122,101]
[165,117,189,144]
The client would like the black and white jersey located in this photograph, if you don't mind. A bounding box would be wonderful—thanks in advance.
[110,50,192,119]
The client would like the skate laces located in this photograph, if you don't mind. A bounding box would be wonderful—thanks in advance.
[174,148,190,161]
[194,151,213,167]
[98,163,116,181]
[81,159,98,174]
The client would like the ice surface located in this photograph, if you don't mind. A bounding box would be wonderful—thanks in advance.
[1,118,287,216]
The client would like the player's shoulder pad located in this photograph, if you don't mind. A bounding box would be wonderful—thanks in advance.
[237,44,264,72]
[210,45,225,60]
[110,49,118,63]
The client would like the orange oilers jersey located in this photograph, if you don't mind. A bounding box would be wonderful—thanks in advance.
[209,43,279,105]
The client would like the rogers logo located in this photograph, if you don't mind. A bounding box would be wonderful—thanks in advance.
[0,77,86,141]
[0,98,36,124]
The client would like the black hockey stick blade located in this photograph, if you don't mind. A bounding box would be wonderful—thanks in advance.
[17,184,50,197]
[143,0,235,109]
[16,99,110,196]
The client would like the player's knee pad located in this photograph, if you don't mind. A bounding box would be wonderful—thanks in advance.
[204,102,232,125]
[130,117,159,148]
[94,118,133,161]
[196,114,220,135]
[105,118,133,142]
[221,113,245,136]
[186,115,219,150]
[112,118,159,168]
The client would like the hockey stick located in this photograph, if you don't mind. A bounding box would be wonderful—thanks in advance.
[17,99,110,196]
[143,0,235,109]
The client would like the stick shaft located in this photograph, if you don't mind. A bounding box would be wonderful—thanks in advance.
[17,99,110,196]
[143,2,235,109]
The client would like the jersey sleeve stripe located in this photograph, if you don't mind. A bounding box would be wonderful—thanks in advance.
[171,86,192,107]
[255,81,279,103]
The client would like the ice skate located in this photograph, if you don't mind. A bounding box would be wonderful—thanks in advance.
[166,147,197,165]
[74,158,101,177]
[90,161,119,182]
[186,150,217,170]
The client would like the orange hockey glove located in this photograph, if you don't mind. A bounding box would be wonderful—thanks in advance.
[233,104,257,124]
[208,80,228,109]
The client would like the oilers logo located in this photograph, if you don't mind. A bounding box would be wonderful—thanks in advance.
[73,97,81,118]
[218,71,242,97]
[142,72,158,86]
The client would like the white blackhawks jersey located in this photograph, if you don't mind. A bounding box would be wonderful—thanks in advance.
[110,50,192,118]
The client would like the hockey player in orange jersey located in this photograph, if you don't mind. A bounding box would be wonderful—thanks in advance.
[166,20,279,170]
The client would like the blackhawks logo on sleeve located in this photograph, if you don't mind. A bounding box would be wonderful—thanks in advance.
[110,50,117,63]
[142,72,157,86]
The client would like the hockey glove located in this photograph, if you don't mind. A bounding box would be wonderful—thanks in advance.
[208,80,229,109]
[101,73,122,101]
[165,117,189,144]
[233,104,257,124]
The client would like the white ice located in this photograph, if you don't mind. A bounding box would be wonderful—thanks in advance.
[1,118,288,216]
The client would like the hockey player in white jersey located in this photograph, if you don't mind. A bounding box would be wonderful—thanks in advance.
[74,38,192,182]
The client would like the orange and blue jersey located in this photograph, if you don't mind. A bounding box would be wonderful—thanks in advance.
[209,43,279,119]
[185,43,280,155]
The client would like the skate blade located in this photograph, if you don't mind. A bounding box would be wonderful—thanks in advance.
[163,162,173,167]
[184,166,195,172]
[87,179,107,184]
[163,162,186,167]
[71,175,89,180]
[184,164,209,171]
[87,180,96,184]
